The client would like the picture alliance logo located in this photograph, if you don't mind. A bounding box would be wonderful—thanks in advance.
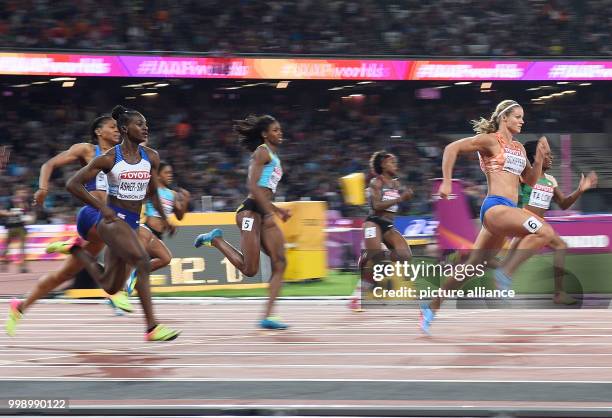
[372,260,488,282]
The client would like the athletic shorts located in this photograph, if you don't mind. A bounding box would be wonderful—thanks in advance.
[143,223,164,240]
[479,195,517,225]
[236,198,267,217]
[365,215,395,235]
[76,205,100,240]
[97,204,140,231]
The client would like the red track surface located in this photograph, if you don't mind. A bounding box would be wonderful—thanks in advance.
[2,262,612,412]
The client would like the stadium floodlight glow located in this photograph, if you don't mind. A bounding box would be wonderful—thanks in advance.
[454,81,472,85]
[141,92,158,96]
[50,77,76,81]
[480,82,492,89]
[62,81,75,87]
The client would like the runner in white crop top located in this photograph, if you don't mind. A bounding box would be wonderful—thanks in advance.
[65,105,180,342]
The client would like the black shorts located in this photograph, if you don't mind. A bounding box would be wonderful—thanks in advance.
[144,223,164,240]
[365,215,395,234]
[236,198,266,217]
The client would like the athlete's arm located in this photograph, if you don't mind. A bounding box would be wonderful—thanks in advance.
[34,143,92,206]
[520,137,548,187]
[146,148,175,234]
[438,134,492,198]
[553,171,598,210]
[173,188,190,220]
[66,152,116,220]
[248,146,277,216]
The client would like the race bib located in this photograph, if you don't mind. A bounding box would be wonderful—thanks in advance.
[523,216,543,233]
[382,189,400,212]
[364,227,377,239]
[528,183,554,209]
[502,147,526,176]
[117,170,151,201]
[268,166,283,193]
[242,217,254,231]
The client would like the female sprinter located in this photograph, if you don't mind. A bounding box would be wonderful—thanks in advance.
[349,151,414,311]
[419,99,555,334]
[512,139,598,304]
[64,105,179,341]
[194,115,291,330]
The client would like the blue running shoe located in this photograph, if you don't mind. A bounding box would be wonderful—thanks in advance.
[259,316,289,330]
[494,268,512,291]
[194,228,223,248]
[419,303,435,335]
[125,269,137,296]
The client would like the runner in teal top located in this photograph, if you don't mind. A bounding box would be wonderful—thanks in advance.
[510,139,598,304]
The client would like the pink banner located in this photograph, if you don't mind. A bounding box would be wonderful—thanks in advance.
[410,61,531,80]
[1,53,612,80]
[432,179,478,250]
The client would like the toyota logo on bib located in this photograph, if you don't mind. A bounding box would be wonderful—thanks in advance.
[120,171,151,180]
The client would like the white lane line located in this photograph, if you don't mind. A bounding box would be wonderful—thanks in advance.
[2,363,612,370]
[3,351,612,357]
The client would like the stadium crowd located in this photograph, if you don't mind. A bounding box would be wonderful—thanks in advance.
[1,0,610,56]
[1,79,608,223]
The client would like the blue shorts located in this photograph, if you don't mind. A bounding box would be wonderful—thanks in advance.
[97,204,140,230]
[480,195,517,225]
[76,205,100,240]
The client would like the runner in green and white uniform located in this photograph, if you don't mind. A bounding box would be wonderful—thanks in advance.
[513,138,598,304]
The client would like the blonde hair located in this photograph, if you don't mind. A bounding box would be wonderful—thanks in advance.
[471,100,521,134]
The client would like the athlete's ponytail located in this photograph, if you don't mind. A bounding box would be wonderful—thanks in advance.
[233,114,277,152]
[471,100,521,134]
[111,105,141,131]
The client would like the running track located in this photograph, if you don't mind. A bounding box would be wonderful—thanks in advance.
[1,264,612,416]
[1,299,612,417]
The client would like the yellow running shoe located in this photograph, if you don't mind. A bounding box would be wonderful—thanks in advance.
[107,291,133,314]
[5,299,23,337]
[146,324,181,341]
[45,236,83,255]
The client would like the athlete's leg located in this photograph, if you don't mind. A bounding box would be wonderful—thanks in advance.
[383,228,412,262]
[429,227,505,312]
[21,241,105,312]
[198,210,263,277]
[259,215,287,322]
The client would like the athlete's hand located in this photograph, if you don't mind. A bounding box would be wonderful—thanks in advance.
[276,207,292,222]
[437,180,452,200]
[162,219,176,236]
[401,188,414,201]
[100,206,118,223]
[33,189,47,207]
[177,187,191,199]
[579,171,598,192]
